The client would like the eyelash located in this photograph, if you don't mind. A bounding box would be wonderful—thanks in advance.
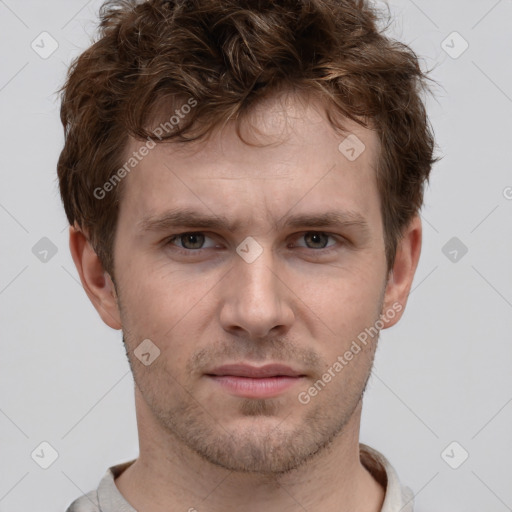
[165,231,342,256]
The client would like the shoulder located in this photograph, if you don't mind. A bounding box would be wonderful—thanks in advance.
[65,489,100,512]
[64,460,137,512]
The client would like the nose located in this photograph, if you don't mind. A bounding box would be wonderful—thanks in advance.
[219,246,295,340]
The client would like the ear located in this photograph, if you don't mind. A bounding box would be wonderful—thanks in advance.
[381,215,422,329]
[68,225,122,330]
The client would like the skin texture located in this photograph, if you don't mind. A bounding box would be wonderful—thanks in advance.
[70,90,422,512]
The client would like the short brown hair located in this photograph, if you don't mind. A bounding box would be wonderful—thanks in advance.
[57,0,438,278]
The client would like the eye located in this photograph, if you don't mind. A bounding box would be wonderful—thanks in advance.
[167,232,218,251]
[293,232,338,250]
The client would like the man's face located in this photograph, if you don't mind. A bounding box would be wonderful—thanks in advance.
[111,92,392,474]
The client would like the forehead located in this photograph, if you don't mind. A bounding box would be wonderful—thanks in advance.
[118,90,381,230]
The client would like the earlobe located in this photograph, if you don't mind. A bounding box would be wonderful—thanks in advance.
[68,225,122,330]
[381,215,422,329]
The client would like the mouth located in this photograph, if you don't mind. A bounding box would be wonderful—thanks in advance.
[205,363,306,399]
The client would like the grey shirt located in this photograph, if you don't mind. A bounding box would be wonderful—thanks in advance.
[66,443,414,511]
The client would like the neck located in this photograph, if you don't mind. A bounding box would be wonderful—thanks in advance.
[115,389,385,512]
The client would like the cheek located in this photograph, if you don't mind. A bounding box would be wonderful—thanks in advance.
[117,257,218,345]
[298,265,385,344]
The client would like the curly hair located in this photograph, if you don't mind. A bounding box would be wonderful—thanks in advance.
[57,0,438,278]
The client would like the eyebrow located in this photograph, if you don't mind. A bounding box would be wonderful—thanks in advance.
[138,207,371,237]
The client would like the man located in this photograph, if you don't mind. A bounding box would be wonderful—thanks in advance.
[59,0,436,510]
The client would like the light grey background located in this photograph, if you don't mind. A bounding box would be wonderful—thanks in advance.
[0,0,511,510]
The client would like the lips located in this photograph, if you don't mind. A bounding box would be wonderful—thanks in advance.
[205,364,306,399]
[206,363,305,379]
